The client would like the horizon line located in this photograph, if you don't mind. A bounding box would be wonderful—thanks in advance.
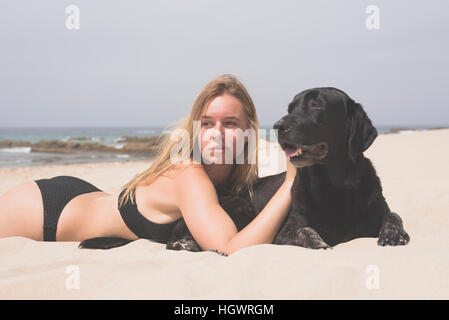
[1,124,448,129]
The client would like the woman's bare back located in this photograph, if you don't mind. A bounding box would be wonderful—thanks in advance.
[0,166,189,242]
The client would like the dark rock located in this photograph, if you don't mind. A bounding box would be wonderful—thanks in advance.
[0,140,32,148]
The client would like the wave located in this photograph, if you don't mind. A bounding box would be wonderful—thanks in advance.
[135,130,156,134]
[115,154,130,159]
[0,147,32,153]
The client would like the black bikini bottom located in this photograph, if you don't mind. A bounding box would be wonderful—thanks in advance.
[34,176,102,241]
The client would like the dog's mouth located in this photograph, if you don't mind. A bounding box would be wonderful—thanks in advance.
[282,142,328,162]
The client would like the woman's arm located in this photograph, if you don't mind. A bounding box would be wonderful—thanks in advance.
[226,160,296,253]
[173,159,297,255]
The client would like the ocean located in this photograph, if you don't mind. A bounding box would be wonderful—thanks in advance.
[0,126,167,168]
[0,125,442,168]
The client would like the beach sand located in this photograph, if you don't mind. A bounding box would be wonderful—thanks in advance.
[0,129,448,299]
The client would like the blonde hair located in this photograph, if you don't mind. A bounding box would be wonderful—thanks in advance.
[119,74,259,206]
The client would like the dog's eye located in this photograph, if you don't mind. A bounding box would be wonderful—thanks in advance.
[309,99,323,110]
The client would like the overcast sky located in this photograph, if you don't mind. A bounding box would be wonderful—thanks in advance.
[1,0,448,128]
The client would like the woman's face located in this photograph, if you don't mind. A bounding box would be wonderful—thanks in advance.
[200,94,249,165]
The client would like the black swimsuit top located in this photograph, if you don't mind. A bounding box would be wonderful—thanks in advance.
[118,189,180,243]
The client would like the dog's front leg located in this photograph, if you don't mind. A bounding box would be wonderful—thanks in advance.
[274,209,331,249]
[363,189,410,246]
[273,176,331,249]
[377,211,410,246]
[275,220,331,249]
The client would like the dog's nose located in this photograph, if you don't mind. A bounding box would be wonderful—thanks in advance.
[273,119,289,132]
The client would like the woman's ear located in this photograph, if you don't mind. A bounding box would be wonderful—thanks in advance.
[346,102,378,162]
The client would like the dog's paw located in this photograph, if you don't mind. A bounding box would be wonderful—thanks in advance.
[166,238,201,252]
[296,227,332,250]
[377,223,410,246]
[308,239,332,250]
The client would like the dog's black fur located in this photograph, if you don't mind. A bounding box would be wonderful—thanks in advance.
[165,87,410,253]
[80,87,410,254]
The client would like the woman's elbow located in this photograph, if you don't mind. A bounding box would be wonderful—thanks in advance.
[203,240,235,256]
[219,240,243,256]
[213,246,234,256]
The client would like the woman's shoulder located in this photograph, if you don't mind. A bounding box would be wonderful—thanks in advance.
[173,159,204,168]
[163,160,206,179]
[166,161,217,197]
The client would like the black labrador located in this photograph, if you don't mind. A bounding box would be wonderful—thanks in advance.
[164,87,410,253]
[80,87,410,254]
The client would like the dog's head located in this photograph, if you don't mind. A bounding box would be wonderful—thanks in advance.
[274,87,377,167]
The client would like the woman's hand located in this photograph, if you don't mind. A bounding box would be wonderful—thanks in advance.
[284,156,298,184]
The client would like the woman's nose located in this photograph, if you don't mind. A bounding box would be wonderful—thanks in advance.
[210,122,225,138]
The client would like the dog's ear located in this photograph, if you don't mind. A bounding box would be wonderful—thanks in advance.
[347,102,377,162]
[287,101,296,113]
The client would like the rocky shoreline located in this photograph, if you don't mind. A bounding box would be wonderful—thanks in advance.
[387,126,446,133]
[0,135,166,156]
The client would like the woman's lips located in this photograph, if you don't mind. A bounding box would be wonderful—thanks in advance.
[209,144,226,151]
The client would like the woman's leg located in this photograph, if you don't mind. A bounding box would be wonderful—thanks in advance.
[0,181,44,241]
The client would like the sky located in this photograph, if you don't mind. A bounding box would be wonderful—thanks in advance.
[0,0,448,128]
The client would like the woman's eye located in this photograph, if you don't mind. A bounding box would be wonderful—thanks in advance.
[201,121,212,127]
[225,121,238,126]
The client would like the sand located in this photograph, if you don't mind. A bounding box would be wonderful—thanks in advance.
[0,130,448,299]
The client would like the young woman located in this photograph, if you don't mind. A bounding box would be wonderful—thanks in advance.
[0,74,297,255]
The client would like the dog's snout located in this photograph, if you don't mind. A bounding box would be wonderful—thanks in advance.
[273,119,289,133]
